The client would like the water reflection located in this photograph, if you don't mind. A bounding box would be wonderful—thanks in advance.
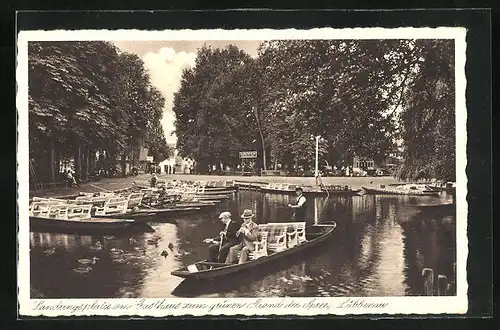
[30,190,456,298]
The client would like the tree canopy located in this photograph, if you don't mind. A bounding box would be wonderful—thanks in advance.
[172,39,456,180]
[29,41,170,183]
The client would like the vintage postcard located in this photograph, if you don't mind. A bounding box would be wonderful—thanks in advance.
[17,27,468,317]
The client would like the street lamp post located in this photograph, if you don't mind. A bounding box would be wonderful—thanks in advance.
[253,106,267,172]
[315,135,321,178]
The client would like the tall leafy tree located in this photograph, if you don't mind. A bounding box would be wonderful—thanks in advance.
[28,41,170,183]
[398,40,455,181]
[172,44,252,173]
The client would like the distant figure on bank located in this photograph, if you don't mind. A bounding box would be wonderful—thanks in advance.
[203,211,240,263]
[150,173,157,187]
[66,169,78,187]
[288,187,307,222]
[226,209,259,264]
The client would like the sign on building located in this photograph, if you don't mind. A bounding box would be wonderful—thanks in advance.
[239,151,257,159]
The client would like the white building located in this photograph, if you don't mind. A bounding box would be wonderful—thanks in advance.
[158,144,195,174]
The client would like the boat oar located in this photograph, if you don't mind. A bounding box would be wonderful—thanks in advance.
[216,232,225,261]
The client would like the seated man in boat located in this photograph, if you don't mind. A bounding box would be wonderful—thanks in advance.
[203,211,240,263]
[288,187,307,222]
[225,209,259,264]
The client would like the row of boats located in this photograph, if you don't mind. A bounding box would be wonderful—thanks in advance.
[28,178,455,282]
[259,181,455,197]
[28,181,238,235]
[28,179,455,235]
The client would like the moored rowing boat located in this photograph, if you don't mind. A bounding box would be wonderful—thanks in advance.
[259,183,361,196]
[29,204,154,234]
[362,184,440,196]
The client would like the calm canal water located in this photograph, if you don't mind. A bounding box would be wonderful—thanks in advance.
[30,190,456,298]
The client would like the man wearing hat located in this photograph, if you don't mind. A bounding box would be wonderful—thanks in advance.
[203,211,240,263]
[225,209,259,264]
[288,187,307,222]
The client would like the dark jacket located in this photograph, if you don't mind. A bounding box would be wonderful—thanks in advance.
[293,194,307,222]
[213,220,241,245]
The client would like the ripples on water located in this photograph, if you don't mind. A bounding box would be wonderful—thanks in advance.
[30,191,456,298]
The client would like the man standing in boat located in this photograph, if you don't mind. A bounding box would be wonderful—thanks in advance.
[288,187,307,222]
[204,211,240,263]
[225,209,259,264]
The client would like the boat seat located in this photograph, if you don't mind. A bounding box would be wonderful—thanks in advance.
[75,196,93,204]
[48,198,69,204]
[108,196,127,204]
[185,187,198,194]
[127,193,144,209]
[91,196,111,205]
[248,231,269,260]
[47,205,69,219]
[30,201,61,217]
[78,192,95,197]
[66,205,92,220]
[259,224,287,253]
[286,227,298,248]
[94,200,128,216]
[267,222,307,245]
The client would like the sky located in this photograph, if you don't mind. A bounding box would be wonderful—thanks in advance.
[112,40,263,144]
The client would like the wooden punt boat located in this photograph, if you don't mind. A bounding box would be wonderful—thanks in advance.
[92,206,204,221]
[195,189,236,195]
[192,194,230,201]
[29,204,154,234]
[170,222,336,280]
[413,202,455,214]
[362,184,440,196]
[259,183,361,196]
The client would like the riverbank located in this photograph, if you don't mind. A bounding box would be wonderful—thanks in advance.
[28,174,402,198]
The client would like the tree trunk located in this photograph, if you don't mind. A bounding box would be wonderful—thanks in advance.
[55,148,61,180]
[89,150,95,173]
[83,147,89,180]
[48,137,55,182]
[74,140,82,180]
[121,152,127,177]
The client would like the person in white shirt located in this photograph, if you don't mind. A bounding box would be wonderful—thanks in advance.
[288,187,307,222]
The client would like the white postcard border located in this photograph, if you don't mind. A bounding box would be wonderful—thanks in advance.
[17,27,468,317]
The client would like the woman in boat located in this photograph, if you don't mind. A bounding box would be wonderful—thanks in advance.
[203,211,240,263]
[288,187,307,222]
[225,209,259,264]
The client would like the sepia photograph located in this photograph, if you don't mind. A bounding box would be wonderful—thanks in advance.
[17,28,467,316]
